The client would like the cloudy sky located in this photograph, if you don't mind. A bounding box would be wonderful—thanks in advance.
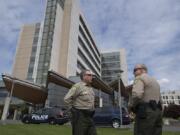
[0,0,180,91]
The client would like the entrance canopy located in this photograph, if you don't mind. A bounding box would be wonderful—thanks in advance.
[47,70,113,95]
[109,79,129,98]
[47,71,74,89]
[2,71,128,104]
[2,74,47,104]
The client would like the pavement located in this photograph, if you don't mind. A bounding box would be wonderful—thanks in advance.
[0,120,22,125]
[163,119,180,132]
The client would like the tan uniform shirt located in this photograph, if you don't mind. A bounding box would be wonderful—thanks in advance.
[131,73,161,107]
[64,81,95,110]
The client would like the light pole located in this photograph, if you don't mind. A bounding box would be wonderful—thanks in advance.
[118,70,123,128]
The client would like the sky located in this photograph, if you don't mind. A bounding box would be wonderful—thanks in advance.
[0,0,180,91]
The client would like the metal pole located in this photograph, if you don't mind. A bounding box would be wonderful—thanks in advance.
[118,76,123,128]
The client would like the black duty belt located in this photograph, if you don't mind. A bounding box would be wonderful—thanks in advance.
[72,107,95,117]
[137,100,162,111]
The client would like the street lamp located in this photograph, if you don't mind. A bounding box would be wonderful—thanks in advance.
[117,70,123,128]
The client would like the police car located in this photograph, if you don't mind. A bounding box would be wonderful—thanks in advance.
[22,107,69,125]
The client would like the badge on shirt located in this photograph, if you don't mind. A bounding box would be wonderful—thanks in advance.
[82,91,88,95]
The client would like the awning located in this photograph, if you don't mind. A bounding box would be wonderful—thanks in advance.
[47,70,74,89]
[109,79,128,98]
[92,75,113,94]
[2,74,47,104]
[47,70,113,95]
[2,71,125,104]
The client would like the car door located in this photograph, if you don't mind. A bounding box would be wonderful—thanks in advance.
[39,108,50,123]
[31,109,43,123]
[94,107,111,125]
[100,107,112,124]
[93,108,103,124]
[31,108,49,123]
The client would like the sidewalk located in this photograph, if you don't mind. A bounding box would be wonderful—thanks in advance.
[0,120,22,125]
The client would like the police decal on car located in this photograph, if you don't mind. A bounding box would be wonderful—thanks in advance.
[32,114,48,120]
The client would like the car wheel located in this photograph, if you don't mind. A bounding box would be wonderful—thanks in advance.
[112,119,120,128]
[24,119,30,124]
[49,119,56,125]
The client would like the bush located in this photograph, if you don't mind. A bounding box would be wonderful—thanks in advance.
[163,104,180,119]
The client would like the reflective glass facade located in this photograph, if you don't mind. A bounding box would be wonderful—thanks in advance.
[36,0,65,85]
[101,52,122,83]
[27,23,41,82]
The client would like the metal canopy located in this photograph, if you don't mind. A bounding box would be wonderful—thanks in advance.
[47,70,74,89]
[109,79,129,98]
[92,75,113,94]
[2,71,126,104]
[2,74,47,104]
[47,70,113,95]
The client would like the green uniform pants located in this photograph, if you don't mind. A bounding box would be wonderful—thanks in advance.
[71,108,97,135]
[134,107,162,135]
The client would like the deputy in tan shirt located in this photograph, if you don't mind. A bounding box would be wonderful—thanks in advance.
[64,69,96,135]
[129,64,162,135]
[64,81,95,110]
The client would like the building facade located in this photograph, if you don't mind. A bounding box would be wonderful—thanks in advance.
[12,23,40,80]
[12,0,101,86]
[8,0,129,109]
[101,49,128,85]
[161,91,180,107]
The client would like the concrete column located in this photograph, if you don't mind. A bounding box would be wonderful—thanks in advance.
[1,97,11,120]
[13,109,18,120]
[99,90,103,107]
[28,106,33,114]
[1,80,14,121]
[99,98,103,108]
[45,99,50,108]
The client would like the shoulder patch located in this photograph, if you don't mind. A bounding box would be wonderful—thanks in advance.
[71,84,80,89]
[134,77,143,85]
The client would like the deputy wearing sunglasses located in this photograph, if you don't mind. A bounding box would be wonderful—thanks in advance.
[64,69,97,135]
[129,64,162,135]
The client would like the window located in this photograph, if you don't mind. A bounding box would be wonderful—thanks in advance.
[38,55,45,62]
[77,60,85,71]
[79,16,100,57]
[57,0,65,9]
[78,48,99,76]
[32,46,37,52]
[0,92,8,97]
[78,37,100,71]
[35,28,40,34]
[79,26,100,63]
[101,55,120,62]
[102,62,120,69]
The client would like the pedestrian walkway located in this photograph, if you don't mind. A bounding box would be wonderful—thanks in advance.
[0,120,22,125]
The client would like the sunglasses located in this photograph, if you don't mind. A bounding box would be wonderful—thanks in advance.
[85,74,93,76]
[133,68,143,73]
